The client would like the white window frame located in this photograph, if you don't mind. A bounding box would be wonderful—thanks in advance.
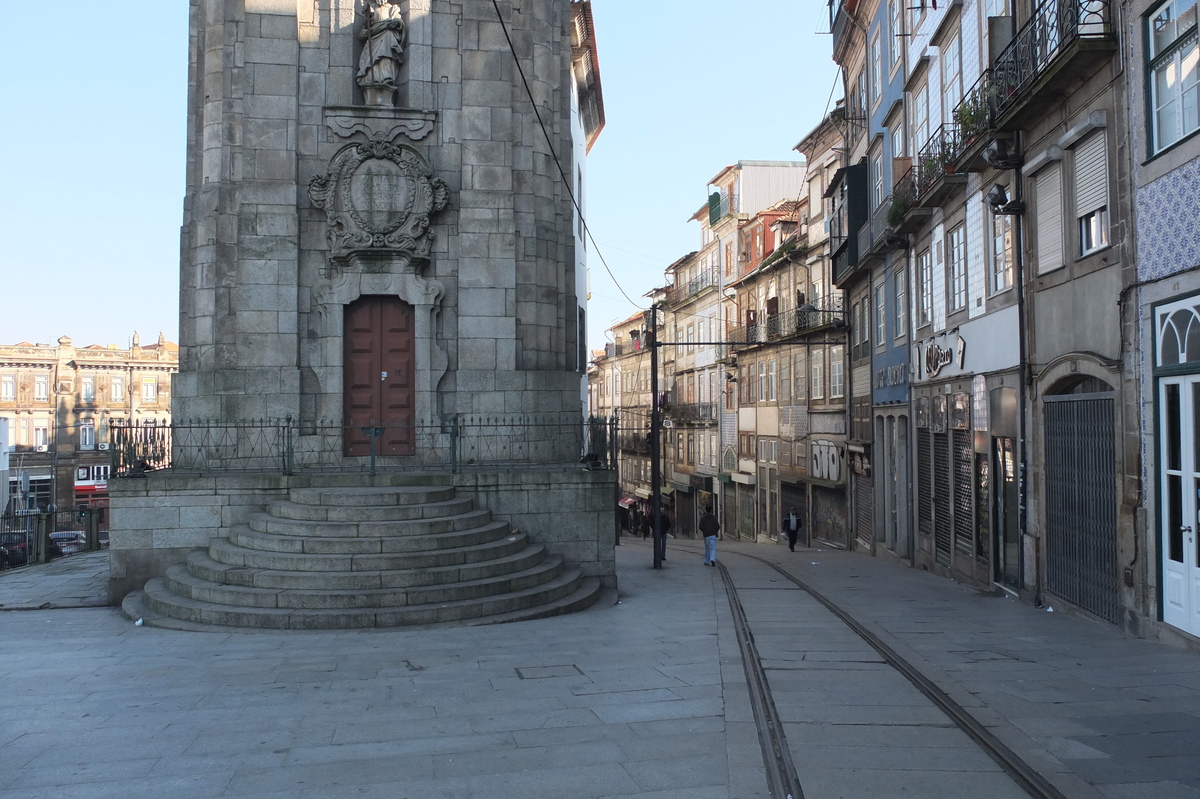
[80,420,95,450]
[871,150,885,209]
[0,375,13,401]
[912,80,930,157]
[917,248,933,327]
[894,268,907,339]
[889,0,903,69]
[1147,0,1200,154]
[875,283,887,343]
[992,210,1015,294]
[941,32,962,124]
[811,350,825,400]
[829,345,845,399]
[871,32,883,105]
[142,377,158,403]
[81,375,95,402]
[34,375,48,402]
[947,224,967,313]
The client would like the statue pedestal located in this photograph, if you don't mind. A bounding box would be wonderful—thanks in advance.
[362,86,395,107]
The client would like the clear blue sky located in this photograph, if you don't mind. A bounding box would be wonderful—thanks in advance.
[0,1,840,352]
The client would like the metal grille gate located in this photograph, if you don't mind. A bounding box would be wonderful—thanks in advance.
[855,475,873,550]
[1043,393,1119,624]
[933,432,952,568]
[975,456,990,564]
[918,430,933,549]
[953,430,974,557]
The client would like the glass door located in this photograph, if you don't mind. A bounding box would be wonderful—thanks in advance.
[1160,378,1200,636]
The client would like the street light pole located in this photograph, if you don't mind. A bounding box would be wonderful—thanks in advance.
[648,304,664,569]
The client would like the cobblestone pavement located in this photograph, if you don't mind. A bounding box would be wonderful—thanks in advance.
[0,539,1196,798]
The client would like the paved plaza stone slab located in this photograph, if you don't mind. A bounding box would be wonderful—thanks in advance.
[3,538,1200,797]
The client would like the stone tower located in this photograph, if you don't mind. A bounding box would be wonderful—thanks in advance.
[176,0,599,429]
[107,0,612,603]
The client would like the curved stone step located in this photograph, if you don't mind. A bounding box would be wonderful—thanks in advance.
[186,542,548,591]
[141,566,588,629]
[223,519,512,561]
[469,577,607,625]
[268,496,475,523]
[288,485,456,507]
[247,509,493,538]
[165,555,565,610]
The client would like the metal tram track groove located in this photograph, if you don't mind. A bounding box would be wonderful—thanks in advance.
[717,549,1069,799]
[715,560,804,799]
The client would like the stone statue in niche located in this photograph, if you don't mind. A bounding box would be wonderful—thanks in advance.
[357,0,406,106]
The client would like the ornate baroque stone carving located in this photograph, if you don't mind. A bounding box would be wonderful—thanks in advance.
[324,107,437,143]
[308,140,448,262]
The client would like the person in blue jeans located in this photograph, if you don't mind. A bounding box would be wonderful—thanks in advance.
[698,506,719,566]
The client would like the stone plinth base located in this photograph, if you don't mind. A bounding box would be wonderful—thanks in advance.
[107,468,616,605]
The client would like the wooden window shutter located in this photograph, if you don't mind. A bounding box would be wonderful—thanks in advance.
[1035,164,1064,274]
[1074,131,1107,217]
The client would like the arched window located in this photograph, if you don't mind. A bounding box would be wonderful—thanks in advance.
[1157,299,1200,368]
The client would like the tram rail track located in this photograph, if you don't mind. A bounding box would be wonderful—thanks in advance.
[710,547,1069,799]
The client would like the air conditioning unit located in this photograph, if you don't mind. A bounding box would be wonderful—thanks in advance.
[36,445,48,452]
[98,443,110,451]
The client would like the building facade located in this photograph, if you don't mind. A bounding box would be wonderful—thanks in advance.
[0,333,178,517]
[1130,0,1200,639]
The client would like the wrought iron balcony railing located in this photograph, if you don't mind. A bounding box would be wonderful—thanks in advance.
[914,124,966,201]
[991,0,1113,121]
[673,402,718,425]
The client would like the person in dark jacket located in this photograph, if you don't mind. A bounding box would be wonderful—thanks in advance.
[783,506,802,551]
[698,507,719,566]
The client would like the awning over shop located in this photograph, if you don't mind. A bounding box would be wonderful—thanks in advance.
[618,497,637,509]
[633,487,652,499]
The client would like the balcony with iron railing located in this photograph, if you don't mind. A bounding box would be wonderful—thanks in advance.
[914,124,969,206]
[889,166,932,235]
[992,0,1115,126]
[664,267,719,307]
[950,0,1115,171]
[857,194,908,263]
[672,402,718,426]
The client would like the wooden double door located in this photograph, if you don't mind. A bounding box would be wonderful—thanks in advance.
[343,295,415,456]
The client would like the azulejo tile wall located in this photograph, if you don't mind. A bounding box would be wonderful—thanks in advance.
[1138,158,1200,280]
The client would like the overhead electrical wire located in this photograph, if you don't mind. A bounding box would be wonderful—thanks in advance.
[489,0,643,310]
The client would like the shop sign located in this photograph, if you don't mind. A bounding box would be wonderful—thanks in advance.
[920,331,967,379]
[874,363,908,389]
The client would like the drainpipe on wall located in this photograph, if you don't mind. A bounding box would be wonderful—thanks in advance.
[1011,157,1039,607]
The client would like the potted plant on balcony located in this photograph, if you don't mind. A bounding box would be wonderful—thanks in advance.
[953,96,989,145]
[886,193,910,228]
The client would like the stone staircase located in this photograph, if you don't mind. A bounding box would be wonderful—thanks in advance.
[125,481,604,630]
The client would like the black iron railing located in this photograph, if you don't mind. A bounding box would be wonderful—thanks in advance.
[673,402,718,424]
[111,415,615,476]
[915,124,964,199]
[991,0,1113,120]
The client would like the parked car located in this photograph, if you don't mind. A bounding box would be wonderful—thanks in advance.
[50,531,87,555]
[0,529,32,568]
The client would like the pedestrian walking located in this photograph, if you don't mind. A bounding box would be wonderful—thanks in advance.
[698,506,719,566]
[783,506,802,551]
